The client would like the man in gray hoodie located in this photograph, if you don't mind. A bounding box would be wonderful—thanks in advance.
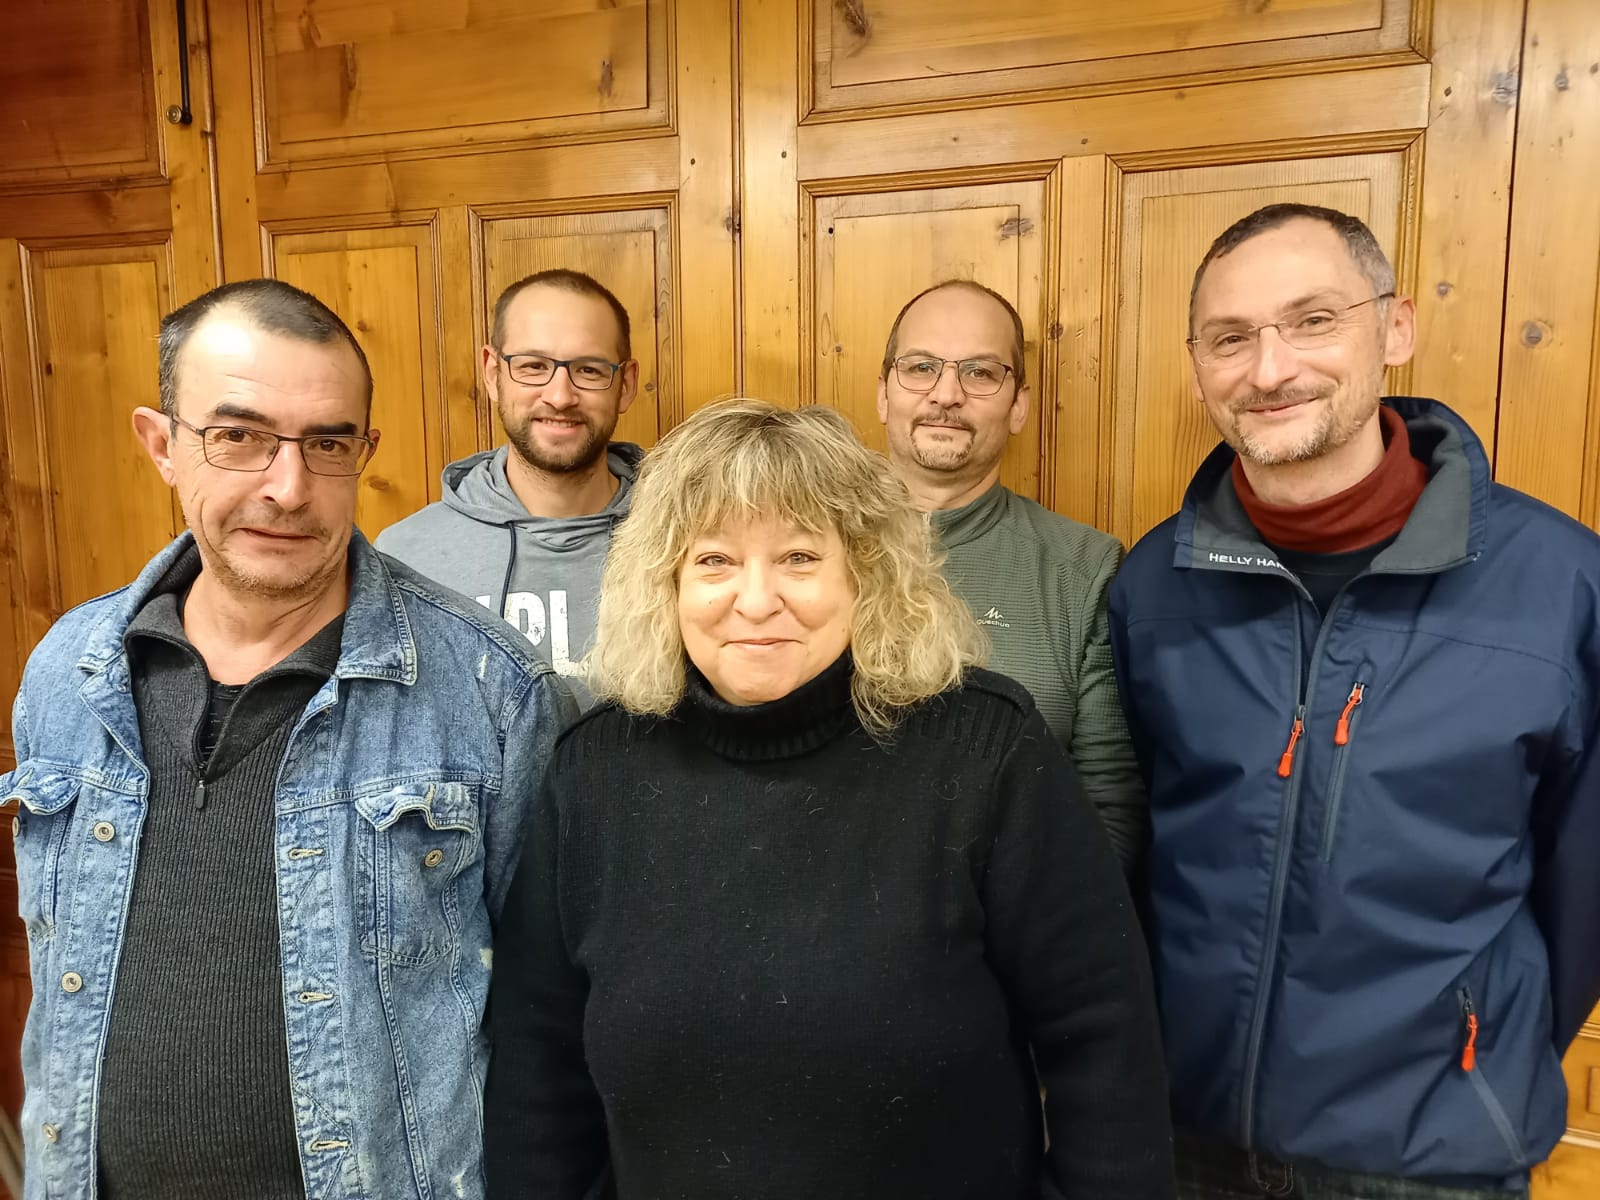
[376,269,643,703]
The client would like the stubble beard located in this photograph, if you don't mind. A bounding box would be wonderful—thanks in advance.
[904,411,979,474]
[1227,384,1371,468]
[501,399,615,476]
[201,511,341,604]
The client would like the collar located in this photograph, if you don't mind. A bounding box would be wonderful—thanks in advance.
[79,529,417,686]
[675,651,859,762]
[1173,397,1488,580]
[928,481,1010,549]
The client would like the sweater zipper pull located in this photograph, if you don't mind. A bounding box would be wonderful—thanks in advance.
[1461,990,1479,1071]
[1334,683,1366,746]
[1277,706,1306,778]
[194,778,207,811]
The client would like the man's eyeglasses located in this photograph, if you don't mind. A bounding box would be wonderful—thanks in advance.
[1187,293,1395,367]
[891,356,1016,398]
[500,353,623,391]
[170,415,375,476]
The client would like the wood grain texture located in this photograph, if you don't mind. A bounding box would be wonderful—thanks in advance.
[1491,0,1600,528]
[482,206,674,448]
[811,0,1414,116]
[811,180,1046,499]
[25,246,180,611]
[1408,0,1525,461]
[1109,154,1407,546]
[256,0,666,164]
[271,223,443,538]
[739,0,805,405]
[797,63,1431,181]
[0,0,158,186]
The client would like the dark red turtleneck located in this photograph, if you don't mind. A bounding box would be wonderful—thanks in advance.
[1231,405,1429,554]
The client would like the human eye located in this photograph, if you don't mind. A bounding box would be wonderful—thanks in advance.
[902,357,939,376]
[1206,331,1251,358]
[961,361,1003,383]
[571,359,611,384]
[783,549,821,566]
[210,425,259,445]
[694,552,731,569]
[1294,311,1338,332]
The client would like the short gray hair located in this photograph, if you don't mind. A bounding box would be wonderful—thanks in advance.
[1188,203,1395,334]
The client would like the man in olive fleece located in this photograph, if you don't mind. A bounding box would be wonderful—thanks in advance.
[877,279,1146,868]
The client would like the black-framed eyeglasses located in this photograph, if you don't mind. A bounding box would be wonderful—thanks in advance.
[170,415,375,476]
[1187,292,1395,366]
[891,355,1016,397]
[500,353,623,391]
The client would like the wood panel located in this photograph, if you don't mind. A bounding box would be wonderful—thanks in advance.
[271,223,443,539]
[1493,0,1600,530]
[482,206,675,444]
[19,245,181,612]
[811,0,1416,116]
[0,0,158,187]
[255,0,668,165]
[1109,153,1410,545]
[810,180,1047,499]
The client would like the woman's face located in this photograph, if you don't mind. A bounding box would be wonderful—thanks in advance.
[678,516,855,707]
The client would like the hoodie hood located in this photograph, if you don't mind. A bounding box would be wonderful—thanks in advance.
[373,441,645,704]
[441,442,643,549]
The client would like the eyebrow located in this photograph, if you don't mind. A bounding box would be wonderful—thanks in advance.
[898,347,1007,361]
[1198,290,1348,333]
[209,401,361,436]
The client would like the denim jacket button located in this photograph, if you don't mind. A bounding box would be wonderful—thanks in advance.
[92,821,115,843]
[423,849,445,868]
[41,1123,58,1143]
[60,972,83,994]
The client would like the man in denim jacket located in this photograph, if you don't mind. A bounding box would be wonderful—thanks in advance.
[2,279,576,1200]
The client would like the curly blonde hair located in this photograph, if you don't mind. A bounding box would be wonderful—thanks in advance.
[586,399,986,735]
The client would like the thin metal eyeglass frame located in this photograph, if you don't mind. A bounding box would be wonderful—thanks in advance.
[499,353,623,391]
[168,415,374,476]
[891,356,1016,397]
[1186,292,1396,366]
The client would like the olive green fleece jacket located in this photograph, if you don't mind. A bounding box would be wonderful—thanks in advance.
[930,483,1148,869]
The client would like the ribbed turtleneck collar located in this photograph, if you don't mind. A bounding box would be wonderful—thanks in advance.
[928,481,1009,549]
[677,651,859,761]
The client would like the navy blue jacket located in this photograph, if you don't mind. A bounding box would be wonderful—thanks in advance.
[1109,398,1600,1187]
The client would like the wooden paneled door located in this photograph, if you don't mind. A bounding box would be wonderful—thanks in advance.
[734,0,1596,1195]
[203,0,740,539]
[0,0,221,1128]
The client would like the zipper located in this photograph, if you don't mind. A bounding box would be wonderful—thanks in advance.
[1276,708,1305,778]
[1456,987,1528,1162]
[1319,680,1367,862]
[1239,594,1311,1149]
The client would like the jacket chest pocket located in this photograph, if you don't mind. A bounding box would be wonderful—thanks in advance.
[353,781,482,967]
[5,767,83,941]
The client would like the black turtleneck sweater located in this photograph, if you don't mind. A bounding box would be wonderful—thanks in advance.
[483,656,1175,1200]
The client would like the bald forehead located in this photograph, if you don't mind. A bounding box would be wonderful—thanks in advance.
[896,286,1015,352]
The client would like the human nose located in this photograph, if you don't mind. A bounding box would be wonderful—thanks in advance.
[257,438,314,509]
[1245,325,1302,393]
[731,560,782,620]
[541,363,580,408]
[930,361,967,405]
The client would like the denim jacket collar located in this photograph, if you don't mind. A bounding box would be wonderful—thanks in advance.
[75,529,419,687]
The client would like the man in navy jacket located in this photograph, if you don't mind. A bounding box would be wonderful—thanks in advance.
[1109,202,1600,1198]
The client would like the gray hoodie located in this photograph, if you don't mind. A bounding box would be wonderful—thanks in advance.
[374,443,642,704]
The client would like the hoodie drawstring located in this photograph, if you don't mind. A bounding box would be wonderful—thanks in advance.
[498,527,519,624]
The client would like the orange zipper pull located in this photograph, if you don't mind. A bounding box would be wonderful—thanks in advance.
[1277,708,1305,778]
[1461,990,1480,1071]
[1334,683,1366,746]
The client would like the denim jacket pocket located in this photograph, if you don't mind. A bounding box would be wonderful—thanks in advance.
[6,766,83,941]
[353,780,482,967]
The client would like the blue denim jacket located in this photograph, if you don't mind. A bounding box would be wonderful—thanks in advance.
[2,531,577,1200]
